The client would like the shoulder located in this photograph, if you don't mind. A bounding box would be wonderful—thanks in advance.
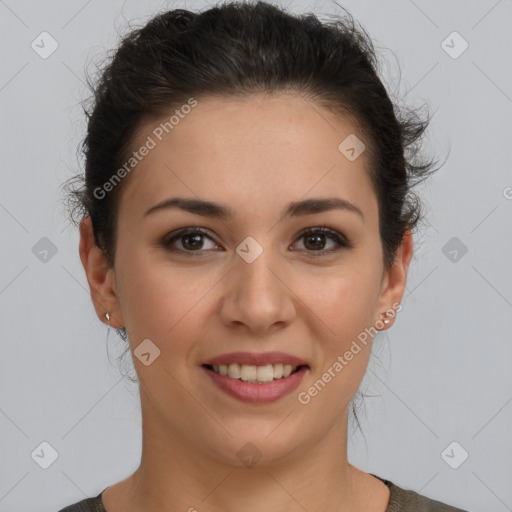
[57,491,106,512]
[380,476,471,512]
[57,479,472,512]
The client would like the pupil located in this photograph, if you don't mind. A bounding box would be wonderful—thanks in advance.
[183,234,203,250]
[305,234,325,250]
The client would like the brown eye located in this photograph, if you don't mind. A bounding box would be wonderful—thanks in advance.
[162,228,219,256]
[181,232,205,250]
[292,226,352,256]
[303,232,327,251]
[161,225,352,258]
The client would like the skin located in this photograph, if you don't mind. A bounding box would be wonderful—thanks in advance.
[79,92,413,512]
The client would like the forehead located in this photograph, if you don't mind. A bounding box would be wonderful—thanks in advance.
[118,93,376,222]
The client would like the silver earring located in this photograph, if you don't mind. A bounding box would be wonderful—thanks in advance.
[105,312,128,342]
[382,311,392,325]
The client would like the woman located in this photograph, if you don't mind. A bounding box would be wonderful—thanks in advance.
[60,1,470,511]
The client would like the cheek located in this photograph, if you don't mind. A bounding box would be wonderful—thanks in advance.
[296,261,382,343]
[115,248,221,349]
[294,269,380,415]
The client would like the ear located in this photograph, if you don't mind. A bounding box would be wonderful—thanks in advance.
[79,217,124,328]
[376,227,413,329]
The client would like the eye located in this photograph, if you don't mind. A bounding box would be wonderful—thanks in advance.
[162,228,220,256]
[291,225,352,256]
[161,225,352,257]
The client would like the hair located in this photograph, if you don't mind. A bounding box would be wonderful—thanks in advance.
[63,0,438,436]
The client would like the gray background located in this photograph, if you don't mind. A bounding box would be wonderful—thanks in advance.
[1,1,511,511]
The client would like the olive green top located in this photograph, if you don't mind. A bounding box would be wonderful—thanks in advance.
[58,475,470,512]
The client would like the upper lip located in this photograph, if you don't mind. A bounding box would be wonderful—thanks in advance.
[202,351,309,367]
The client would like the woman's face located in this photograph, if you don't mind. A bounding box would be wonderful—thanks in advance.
[90,93,410,466]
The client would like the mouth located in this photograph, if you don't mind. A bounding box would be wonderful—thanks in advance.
[200,352,310,403]
[202,363,308,384]
[201,363,309,403]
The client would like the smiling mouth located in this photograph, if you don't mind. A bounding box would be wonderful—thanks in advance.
[202,363,307,384]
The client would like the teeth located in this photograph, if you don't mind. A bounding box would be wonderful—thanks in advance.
[240,364,257,382]
[228,363,241,379]
[211,363,300,382]
[273,363,283,379]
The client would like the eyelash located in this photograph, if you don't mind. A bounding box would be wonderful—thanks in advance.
[161,225,353,258]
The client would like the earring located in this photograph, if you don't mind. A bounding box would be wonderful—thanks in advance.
[105,311,128,342]
[382,311,392,325]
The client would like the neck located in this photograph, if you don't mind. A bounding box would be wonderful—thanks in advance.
[105,398,387,512]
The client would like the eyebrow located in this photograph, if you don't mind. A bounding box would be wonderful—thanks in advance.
[143,196,364,221]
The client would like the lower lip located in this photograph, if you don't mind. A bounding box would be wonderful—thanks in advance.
[202,366,308,403]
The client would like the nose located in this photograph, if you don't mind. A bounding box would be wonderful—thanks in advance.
[219,243,296,335]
